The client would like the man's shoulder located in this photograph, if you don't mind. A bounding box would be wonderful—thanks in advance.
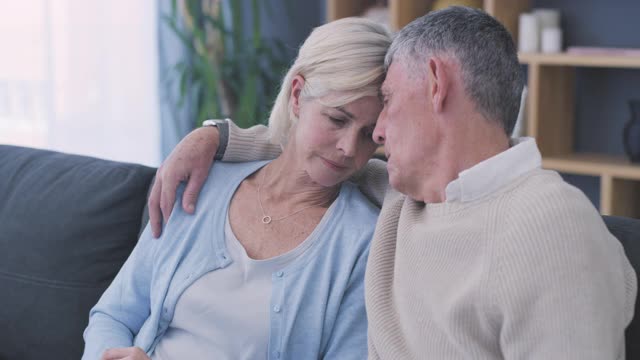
[507,168,594,213]
[498,168,611,245]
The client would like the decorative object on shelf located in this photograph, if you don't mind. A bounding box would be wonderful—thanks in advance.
[532,8,560,29]
[623,99,640,163]
[541,27,562,53]
[431,0,481,11]
[518,8,562,53]
[518,13,539,53]
[535,8,562,53]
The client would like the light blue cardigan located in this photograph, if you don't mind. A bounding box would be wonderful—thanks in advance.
[82,161,379,360]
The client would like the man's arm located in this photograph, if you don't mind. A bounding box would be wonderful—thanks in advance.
[149,121,281,237]
[493,191,636,359]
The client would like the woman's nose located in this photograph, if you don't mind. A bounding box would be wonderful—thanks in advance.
[337,131,358,157]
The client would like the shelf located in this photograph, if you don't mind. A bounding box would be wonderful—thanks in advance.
[326,0,530,36]
[542,154,640,180]
[519,52,640,69]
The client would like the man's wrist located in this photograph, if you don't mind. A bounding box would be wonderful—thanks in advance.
[202,118,229,160]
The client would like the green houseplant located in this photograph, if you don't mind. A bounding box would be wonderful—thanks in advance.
[164,0,290,129]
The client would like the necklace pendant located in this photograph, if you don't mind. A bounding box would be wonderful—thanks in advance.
[262,215,272,224]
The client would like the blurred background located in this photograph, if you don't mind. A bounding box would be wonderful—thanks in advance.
[0,0,323,166]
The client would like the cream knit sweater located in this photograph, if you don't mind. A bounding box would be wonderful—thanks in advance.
[223,123,637,359]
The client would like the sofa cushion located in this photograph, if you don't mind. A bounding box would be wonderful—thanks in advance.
[0,145,156,360]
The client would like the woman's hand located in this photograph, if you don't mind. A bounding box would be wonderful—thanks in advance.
[101,347,150,360]
[149,126,220,238]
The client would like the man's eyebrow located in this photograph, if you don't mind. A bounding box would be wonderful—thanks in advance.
[335,106,354,119]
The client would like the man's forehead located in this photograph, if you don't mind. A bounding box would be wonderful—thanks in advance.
[381,62,404,94]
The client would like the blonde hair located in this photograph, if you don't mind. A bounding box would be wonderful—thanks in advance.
[267,17,392,146]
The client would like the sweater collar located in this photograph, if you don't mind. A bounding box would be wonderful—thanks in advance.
[444,137,541,203]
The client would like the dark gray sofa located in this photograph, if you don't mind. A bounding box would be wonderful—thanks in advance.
[0,144,639,359]
[0,145,155,359]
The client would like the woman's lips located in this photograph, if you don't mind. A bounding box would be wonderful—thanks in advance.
[322,157,348,171]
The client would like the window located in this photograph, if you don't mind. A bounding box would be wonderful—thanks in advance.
[0,0,160,166]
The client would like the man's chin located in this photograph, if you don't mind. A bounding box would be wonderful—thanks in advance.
[388,170,403,192]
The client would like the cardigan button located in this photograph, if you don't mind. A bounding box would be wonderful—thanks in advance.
[273,305,281,313]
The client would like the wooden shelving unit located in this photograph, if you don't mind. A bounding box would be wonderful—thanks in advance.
[520,52,640,218]
[519,53,640,69]
[326,0,530,34]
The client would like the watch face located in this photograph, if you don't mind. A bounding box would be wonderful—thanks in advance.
[203,120,219,127]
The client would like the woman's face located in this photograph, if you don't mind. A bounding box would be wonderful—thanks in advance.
[289,82,382,187]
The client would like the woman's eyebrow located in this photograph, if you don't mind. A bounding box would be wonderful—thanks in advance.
[335,106,355,119]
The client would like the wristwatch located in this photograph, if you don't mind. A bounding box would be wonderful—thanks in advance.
[202,118,230,160]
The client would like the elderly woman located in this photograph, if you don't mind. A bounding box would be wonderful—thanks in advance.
[82,18,391,360]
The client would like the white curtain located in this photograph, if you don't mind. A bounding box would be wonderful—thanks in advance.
[0,0,160,166]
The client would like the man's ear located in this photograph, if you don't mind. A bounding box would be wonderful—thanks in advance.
[290,75,305,118]
[427,57,449,114]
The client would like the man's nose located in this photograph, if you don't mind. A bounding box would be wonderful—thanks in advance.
[372,118,386,145]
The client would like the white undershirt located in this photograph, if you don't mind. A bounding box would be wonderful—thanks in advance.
[152,214,314,360]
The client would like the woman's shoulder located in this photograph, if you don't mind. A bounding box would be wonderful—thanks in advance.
[336,181,381,225]
[203,161,268,190]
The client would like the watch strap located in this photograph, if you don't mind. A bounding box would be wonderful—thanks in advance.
[202,118,229,160]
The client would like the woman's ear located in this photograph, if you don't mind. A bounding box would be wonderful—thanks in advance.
[290,75,305,118]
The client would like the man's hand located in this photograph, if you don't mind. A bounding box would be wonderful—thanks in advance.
[101,347,150,360]
[149,126,220,238]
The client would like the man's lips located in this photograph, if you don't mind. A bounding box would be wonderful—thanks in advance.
[322,157,349,170]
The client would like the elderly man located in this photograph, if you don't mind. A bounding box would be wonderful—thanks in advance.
[149,7,636,359]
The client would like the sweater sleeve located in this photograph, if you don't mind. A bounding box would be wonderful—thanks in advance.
[81,226,158,360]
[491,184,636,360]
[221,122,281,162]
[349,158,389,208]
[222,120,390,207]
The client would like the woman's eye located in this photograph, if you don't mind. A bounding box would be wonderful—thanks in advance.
[329,116,345,125]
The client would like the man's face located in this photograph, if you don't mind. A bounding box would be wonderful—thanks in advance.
[373,60,444,198]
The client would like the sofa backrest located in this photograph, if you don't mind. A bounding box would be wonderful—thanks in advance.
[0,145,155,360]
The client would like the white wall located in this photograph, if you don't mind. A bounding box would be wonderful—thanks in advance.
[0,0,161,166]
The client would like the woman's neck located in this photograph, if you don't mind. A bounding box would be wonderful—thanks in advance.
[258,152,340,209]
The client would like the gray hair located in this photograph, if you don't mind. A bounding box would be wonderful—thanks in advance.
[385,6,524,136]
[268,17,392,146]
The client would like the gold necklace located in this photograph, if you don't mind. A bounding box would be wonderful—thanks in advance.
[257,164,332,224]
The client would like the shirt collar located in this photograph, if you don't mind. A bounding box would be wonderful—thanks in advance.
[444,137,541,203]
